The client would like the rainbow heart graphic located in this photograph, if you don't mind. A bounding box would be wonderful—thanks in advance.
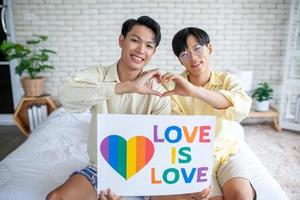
[100,135,154,180]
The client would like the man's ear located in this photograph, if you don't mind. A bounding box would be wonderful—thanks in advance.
[207,43,213,55]
[119,34,125,48]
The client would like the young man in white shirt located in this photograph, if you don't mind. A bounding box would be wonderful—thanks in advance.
[47,16,170,200]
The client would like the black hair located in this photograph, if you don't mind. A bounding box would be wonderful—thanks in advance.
[121,16,161,47]
[172,27,210,57]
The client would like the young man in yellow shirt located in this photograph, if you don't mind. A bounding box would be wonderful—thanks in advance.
[162,27,256,200]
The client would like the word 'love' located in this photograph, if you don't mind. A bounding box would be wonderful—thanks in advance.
[153,125,211,143]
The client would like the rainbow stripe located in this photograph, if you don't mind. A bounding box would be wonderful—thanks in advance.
[100,135,154,180]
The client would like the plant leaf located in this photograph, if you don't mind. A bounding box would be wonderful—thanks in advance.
[40,49,56,54]
[26,39,41,45]
[34,35,48,41]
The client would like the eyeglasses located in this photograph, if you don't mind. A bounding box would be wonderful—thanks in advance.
[179,44,206,63]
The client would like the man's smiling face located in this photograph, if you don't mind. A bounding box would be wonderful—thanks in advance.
[119,24,156,72]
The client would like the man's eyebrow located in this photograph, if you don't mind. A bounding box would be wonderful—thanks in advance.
[129,34,156,44]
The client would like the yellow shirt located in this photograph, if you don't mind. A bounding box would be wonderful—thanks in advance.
[168,71,252,172]
[59,62,171,165]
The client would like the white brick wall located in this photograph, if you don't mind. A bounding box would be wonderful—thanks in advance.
[12,0,291,105]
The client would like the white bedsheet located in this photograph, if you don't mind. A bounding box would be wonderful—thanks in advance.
[0,108,288,200]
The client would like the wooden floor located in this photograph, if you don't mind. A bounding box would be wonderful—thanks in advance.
[0,125,26,161]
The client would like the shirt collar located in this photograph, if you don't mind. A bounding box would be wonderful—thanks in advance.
[181,70,223,87]
[103,61,120,82]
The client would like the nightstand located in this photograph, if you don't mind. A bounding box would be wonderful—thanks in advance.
[14,95,57,137]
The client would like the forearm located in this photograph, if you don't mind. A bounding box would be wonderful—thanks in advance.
[59,80,116,112]
[190,86,232,109]
[115,81,135,94]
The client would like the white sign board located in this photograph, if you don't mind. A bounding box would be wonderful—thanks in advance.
[97,114,215,196]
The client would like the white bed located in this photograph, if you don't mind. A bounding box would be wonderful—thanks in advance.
[0,108,289,200]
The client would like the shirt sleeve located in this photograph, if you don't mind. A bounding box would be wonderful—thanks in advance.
[59,65,117,112]
[214,73,252,122]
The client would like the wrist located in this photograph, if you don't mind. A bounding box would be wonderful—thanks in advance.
[115,81,132,94]
[189,85,200,98]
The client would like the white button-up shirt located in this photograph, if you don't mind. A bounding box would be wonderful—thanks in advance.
[59,62,171,165]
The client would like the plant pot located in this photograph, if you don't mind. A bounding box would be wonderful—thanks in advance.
[255,100,269,112]
[21,77,45,97]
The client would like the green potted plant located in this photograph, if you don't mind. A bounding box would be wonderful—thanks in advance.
[251,82,274,111]
[0,35,56,97]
